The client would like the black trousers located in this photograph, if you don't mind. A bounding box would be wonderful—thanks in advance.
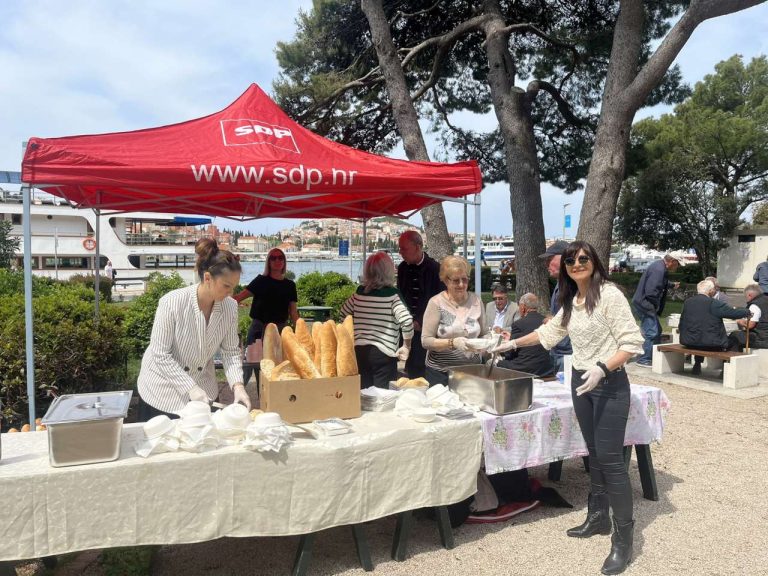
[405,330,427,378]
[355,344,397,389]
[137,396,180,423]
[571,367,633,523]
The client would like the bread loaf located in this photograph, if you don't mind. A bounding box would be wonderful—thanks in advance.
[335,321,358,376]
[341,315,354,339]
[320,320,338,378]
[282,326,322,379]
[312,321,323,369]
[259,358,275,380]
[295,318,315,357]
[263,323,283,364]
[271,359,296,380]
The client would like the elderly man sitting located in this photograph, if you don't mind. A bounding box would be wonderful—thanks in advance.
[679,279,749,374]
[485,284,520,335]
[497,293,555,378]
[728,284,768,351]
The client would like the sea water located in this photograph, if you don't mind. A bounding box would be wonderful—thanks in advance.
[239,259,364,282]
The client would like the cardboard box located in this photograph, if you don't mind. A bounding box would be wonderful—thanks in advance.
[260,374,361,424]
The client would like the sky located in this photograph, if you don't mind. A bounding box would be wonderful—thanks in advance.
[1,0,767,239]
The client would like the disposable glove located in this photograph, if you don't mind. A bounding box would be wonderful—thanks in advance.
[232,384,252,410]
[188,385,210,403]
[488,339,517,354]
[575,365,605,396]
[452,337,469,352]
[395,346,410,361]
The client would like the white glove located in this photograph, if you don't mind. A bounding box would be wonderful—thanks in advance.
[488,339,517,354]
[576,365,606,396]
[396,346,410,361]
[188,385,210,403]
[452,337,469,352]
[232,384,252,410]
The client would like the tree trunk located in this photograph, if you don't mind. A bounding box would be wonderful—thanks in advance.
[361,0,453,260]
[482,0,549,306]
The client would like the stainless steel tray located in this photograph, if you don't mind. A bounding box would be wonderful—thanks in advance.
[448,364,533,415]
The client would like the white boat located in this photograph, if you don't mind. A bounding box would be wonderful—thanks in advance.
[459,237,515,262]
[2,188,206,286]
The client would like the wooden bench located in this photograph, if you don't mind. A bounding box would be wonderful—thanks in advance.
[652,343,759,389]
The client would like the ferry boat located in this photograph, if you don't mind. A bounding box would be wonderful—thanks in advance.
[460,237,515,263]
[2,188,207,285]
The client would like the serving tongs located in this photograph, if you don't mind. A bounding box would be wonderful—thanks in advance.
[486,333,504,376]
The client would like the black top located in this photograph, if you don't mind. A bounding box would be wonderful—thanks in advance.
[498,311,555,378]
[679,294,748,349]
[246,275,298,324]
[396,252,444,327]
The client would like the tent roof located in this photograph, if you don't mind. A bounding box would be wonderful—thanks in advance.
[21,84,482,221]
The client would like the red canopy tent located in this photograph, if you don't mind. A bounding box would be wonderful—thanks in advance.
[22,84,482,220]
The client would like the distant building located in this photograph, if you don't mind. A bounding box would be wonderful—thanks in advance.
[717,227,768,289]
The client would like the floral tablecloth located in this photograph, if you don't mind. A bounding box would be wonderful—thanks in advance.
[477,382,670,475]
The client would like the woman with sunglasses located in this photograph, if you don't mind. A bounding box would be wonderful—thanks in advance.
[137,238,250,419]
[421,255,486,385]
[490,240,643,575]
[234,248,299,383]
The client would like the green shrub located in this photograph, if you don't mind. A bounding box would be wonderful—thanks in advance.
[100,546,158,576]
[68,273,113,302]
[238,311,251,344]
[296,271,354,306]
[0,268,58,297]
[0,290,127,428]
[326,284,358,321]
[467,266,494,292]
[123,272,186,356]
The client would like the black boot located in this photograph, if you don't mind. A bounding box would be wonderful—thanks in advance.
[566,493,611,538]
[601,518,634,575]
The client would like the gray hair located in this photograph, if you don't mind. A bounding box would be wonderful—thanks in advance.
[697,279,715,295]
[363,251,396,292]
[744,283,762,298]
[491,283,508,295]
[400,230,423,248]
[704,276,720,289]
[519,293,538,308]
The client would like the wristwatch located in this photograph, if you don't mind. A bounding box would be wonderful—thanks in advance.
[596,361,610,377]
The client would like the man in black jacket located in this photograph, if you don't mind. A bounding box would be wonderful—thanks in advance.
[498,293,555,378]
[679,279,749,374]
[728,284,768,351]
[397,230,445,378]
[631,253,683,366]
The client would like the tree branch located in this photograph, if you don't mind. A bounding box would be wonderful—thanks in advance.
[494,22,581,64]
[527,79,589,128]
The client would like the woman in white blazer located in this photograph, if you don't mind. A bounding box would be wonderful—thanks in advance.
[137,238,250,420]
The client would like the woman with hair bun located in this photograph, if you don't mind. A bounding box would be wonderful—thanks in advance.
[137,238,250,420]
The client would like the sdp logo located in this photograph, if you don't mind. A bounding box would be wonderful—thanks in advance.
[220,119,300,154]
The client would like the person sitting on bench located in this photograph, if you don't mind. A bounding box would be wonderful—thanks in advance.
[679,279,749,374]
[498,293,556,378]
[728,284,768,352]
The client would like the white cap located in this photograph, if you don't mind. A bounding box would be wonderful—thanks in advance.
[667,251,688,266]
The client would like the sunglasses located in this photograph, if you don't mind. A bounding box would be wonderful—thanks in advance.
[447,277,469,285]
[269,254,285,261]
[564,255,592,267]
[493,296,506,301]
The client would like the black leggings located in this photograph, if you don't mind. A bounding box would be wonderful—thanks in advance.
[355,344,397,389]
[571,367,633,523]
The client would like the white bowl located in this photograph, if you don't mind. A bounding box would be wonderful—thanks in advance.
[253,412,283,428]
[143,415,176,439]
[215,403,250,430]
[178,412,212,428]
[412,408,437,423]
[176,400,211,418]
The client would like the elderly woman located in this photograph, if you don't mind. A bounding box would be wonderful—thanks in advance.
[490,241,643,575]
[234,247,300,384]
[340,251,414,388]
[421,255,486,385]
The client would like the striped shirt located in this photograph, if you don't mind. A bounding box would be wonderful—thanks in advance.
[422,291,485,372]
[340,286,414,357]
[137,284,243,413]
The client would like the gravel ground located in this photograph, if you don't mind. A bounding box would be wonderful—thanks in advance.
[14,369,768,576]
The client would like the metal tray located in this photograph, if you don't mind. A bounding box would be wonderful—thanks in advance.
[448,364,533,415]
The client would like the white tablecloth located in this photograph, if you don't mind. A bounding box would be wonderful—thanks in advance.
[0,412,481,562]
[477,382,670,475]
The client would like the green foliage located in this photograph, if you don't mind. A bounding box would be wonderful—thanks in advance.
[616,55,768,276]
[122,272,186,356]
[467,266,494,292]
[0,219,20,269]
[751,201,768,226]
[0,288,127,428]
[325,284,357,321]
[296,271,354,307]
[238,311,251,344]
[100,546,158,576]
[68,273,113,302]
[0,268,59,297]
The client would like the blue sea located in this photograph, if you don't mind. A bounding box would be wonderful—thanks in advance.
[239,259,363,283]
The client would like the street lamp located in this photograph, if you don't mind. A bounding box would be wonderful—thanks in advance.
[563,203,571,240]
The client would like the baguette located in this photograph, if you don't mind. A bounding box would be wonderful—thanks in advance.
[320,320,338,378]
[259,358,275,380]
[262,323,283,364]
[282,326,322,379]
[341,315,354,339]
[295,318,315,357]
[271,359,297,381]
[312,321,323,369]
[335,321,358,376]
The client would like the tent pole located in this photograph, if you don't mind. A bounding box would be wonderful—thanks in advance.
[22,183,36,424]
[362,218,367,265]
[348,222,352,280]
[474,193,481,299]
[463,204,468,259]
[93,208,100,323]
